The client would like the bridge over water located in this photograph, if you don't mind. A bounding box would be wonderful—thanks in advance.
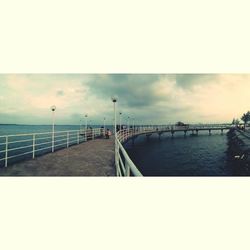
[132,124,231,138]
[0,124,232,176]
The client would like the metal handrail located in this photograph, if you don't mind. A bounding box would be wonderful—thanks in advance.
[0,128,103,167]
[116,137,143,176]
[115,129,146,177]
[0,129,85,138]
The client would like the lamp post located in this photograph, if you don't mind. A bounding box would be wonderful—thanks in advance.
[127,116,130,131]
[104,117,106,134]
[132,118,135,133]
[111,96,118,176]
[85,114,88,141]
[111,96,118,134]
[85,114,88,130]
[119,112,122,131]
[51,105,56,152]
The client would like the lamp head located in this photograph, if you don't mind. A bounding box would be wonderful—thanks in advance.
[51,105,56,112]
[111,95,118,103]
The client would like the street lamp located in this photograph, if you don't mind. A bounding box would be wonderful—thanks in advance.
[85,114,88,129]
[127,116,130,131]
[111,96,118,176]
[132,118,135,133]
[111,96,118,135]
[85,114,88,141]
[51,105,56,152]
[104,117,106,132]
[119,112,122,131]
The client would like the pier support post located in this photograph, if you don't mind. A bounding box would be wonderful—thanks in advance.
[209,129,211,136]
[196,129,199,135]
[171,131,175,138]
[132,137,135,145]
[146,134,152,141]
[221,129,223,135]
[184,130,187,137]
[158,132,162,140]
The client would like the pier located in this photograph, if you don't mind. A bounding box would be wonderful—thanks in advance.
[0,124,233,177]
[0,137,115,176]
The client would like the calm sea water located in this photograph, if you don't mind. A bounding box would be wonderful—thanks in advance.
[125,130,236,176]
[0,124,108,136]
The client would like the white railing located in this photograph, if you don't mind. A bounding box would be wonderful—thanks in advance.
[115,127,157,177]
[0,128,103,167]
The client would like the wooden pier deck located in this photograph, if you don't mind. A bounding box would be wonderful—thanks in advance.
[0,138,115,176]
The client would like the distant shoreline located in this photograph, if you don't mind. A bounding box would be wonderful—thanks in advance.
[0,124,107,126]
[0,124,18,126]
[0,124,78,126]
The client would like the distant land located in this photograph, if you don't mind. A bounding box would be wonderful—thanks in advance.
[0,124,103,126]
[0,124,63,126]
[0,124,18,126]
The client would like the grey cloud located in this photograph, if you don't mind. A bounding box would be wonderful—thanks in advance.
[83,74,196,124]
[176,74,218,89]
[85,74,167,108]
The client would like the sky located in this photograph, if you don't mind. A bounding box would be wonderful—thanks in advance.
[0,74,250,125]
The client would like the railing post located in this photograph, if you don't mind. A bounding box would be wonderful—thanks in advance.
[125,159,130,177]
[85,129,87,142]
[52,132,54,153]
[77,131,80,144]
[67,132,69,148]
[92,129,94,140]
[32,134,36,159]
[5,136,8,167]
[115,136,119,176]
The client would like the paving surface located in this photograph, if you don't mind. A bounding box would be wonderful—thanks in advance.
[0,138,115,176]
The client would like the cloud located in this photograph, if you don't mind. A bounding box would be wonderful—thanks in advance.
[0,74,250,125]
[176,74,219,90]
[85,74,173,108]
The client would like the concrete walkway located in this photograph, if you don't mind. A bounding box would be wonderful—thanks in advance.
[0,138,115,176]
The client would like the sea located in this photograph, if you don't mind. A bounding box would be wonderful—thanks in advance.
[125,130,244,176]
